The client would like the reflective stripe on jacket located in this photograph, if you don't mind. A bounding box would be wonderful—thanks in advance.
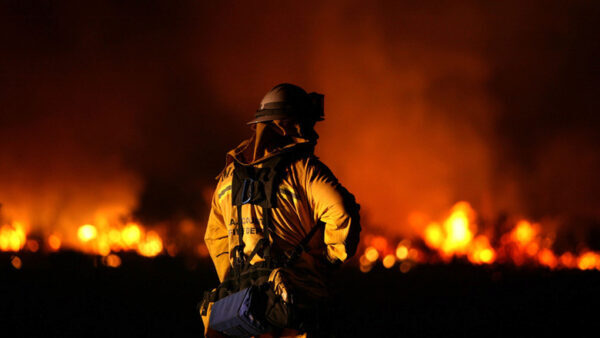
[205,154,361,293]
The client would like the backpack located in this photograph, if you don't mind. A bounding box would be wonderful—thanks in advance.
[199,150,322,336]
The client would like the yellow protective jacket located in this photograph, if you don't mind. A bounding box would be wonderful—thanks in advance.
[203,121,361,334]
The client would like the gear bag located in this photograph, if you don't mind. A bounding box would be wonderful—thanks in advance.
[208,285,268,336]
[200,151,322,336]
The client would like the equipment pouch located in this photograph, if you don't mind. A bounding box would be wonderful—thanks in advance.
[209,286,269,337]
[264,287,295,329]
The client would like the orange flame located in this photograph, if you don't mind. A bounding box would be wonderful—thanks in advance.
[511,220,537,246]
[577,252,600,270]
[47,235,62,251]
[77,224,98,242]
[423,202,479,260]
[2,198,599,275]
[359,201,600,273]
[72,222,164,257]
[0,222,27,252]
[467,235,496,265]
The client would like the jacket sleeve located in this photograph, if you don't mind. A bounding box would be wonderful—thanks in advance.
[306,159,361,264]
[204,187,231,282]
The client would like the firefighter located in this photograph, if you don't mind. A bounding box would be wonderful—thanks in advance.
[201,83,361,337]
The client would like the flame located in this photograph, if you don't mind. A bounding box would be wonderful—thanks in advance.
[364,246,379,262]
[1,197,598,275]
[467,235,496,265]
[0,222,27,252]
[137,231,163,257]
[77,224,98,242]
[1,209,167,258]
[71,221,164,257]
[47,235,62,251]
[559,252,576,269]
[122,223,142,247]
[538,249,558,269]
[424,223,443,249]
[423,202,477,259]
[382,254,396,269]
[359,201,600,273]
[396,244,409,260]
[577,252,600,270]
[511,220,537,246]
[442,203,474,254]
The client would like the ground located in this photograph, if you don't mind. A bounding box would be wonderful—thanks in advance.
[1,252,598,337]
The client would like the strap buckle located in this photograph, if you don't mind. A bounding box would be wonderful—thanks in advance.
[232,245,245,266]
[240,178,254,205]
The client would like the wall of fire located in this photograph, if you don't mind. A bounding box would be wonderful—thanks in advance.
[1,1,599,271]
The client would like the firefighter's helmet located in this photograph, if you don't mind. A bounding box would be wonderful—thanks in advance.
[248,83,324,125]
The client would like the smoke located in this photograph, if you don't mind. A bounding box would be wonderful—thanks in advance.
[1,1,599,242]
[306,2,496,236]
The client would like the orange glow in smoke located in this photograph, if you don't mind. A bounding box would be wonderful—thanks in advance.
[370,236,389,253]
[0,5,597,280]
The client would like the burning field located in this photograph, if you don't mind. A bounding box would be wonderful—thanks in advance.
[2,0,600,337]
[358,201,600,273]
[3,200,600,273]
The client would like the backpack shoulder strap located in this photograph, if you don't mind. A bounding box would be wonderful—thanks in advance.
[230,149,315,271]
[230,155,288,272]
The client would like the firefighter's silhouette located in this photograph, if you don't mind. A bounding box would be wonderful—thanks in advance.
[201,83,361,337]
